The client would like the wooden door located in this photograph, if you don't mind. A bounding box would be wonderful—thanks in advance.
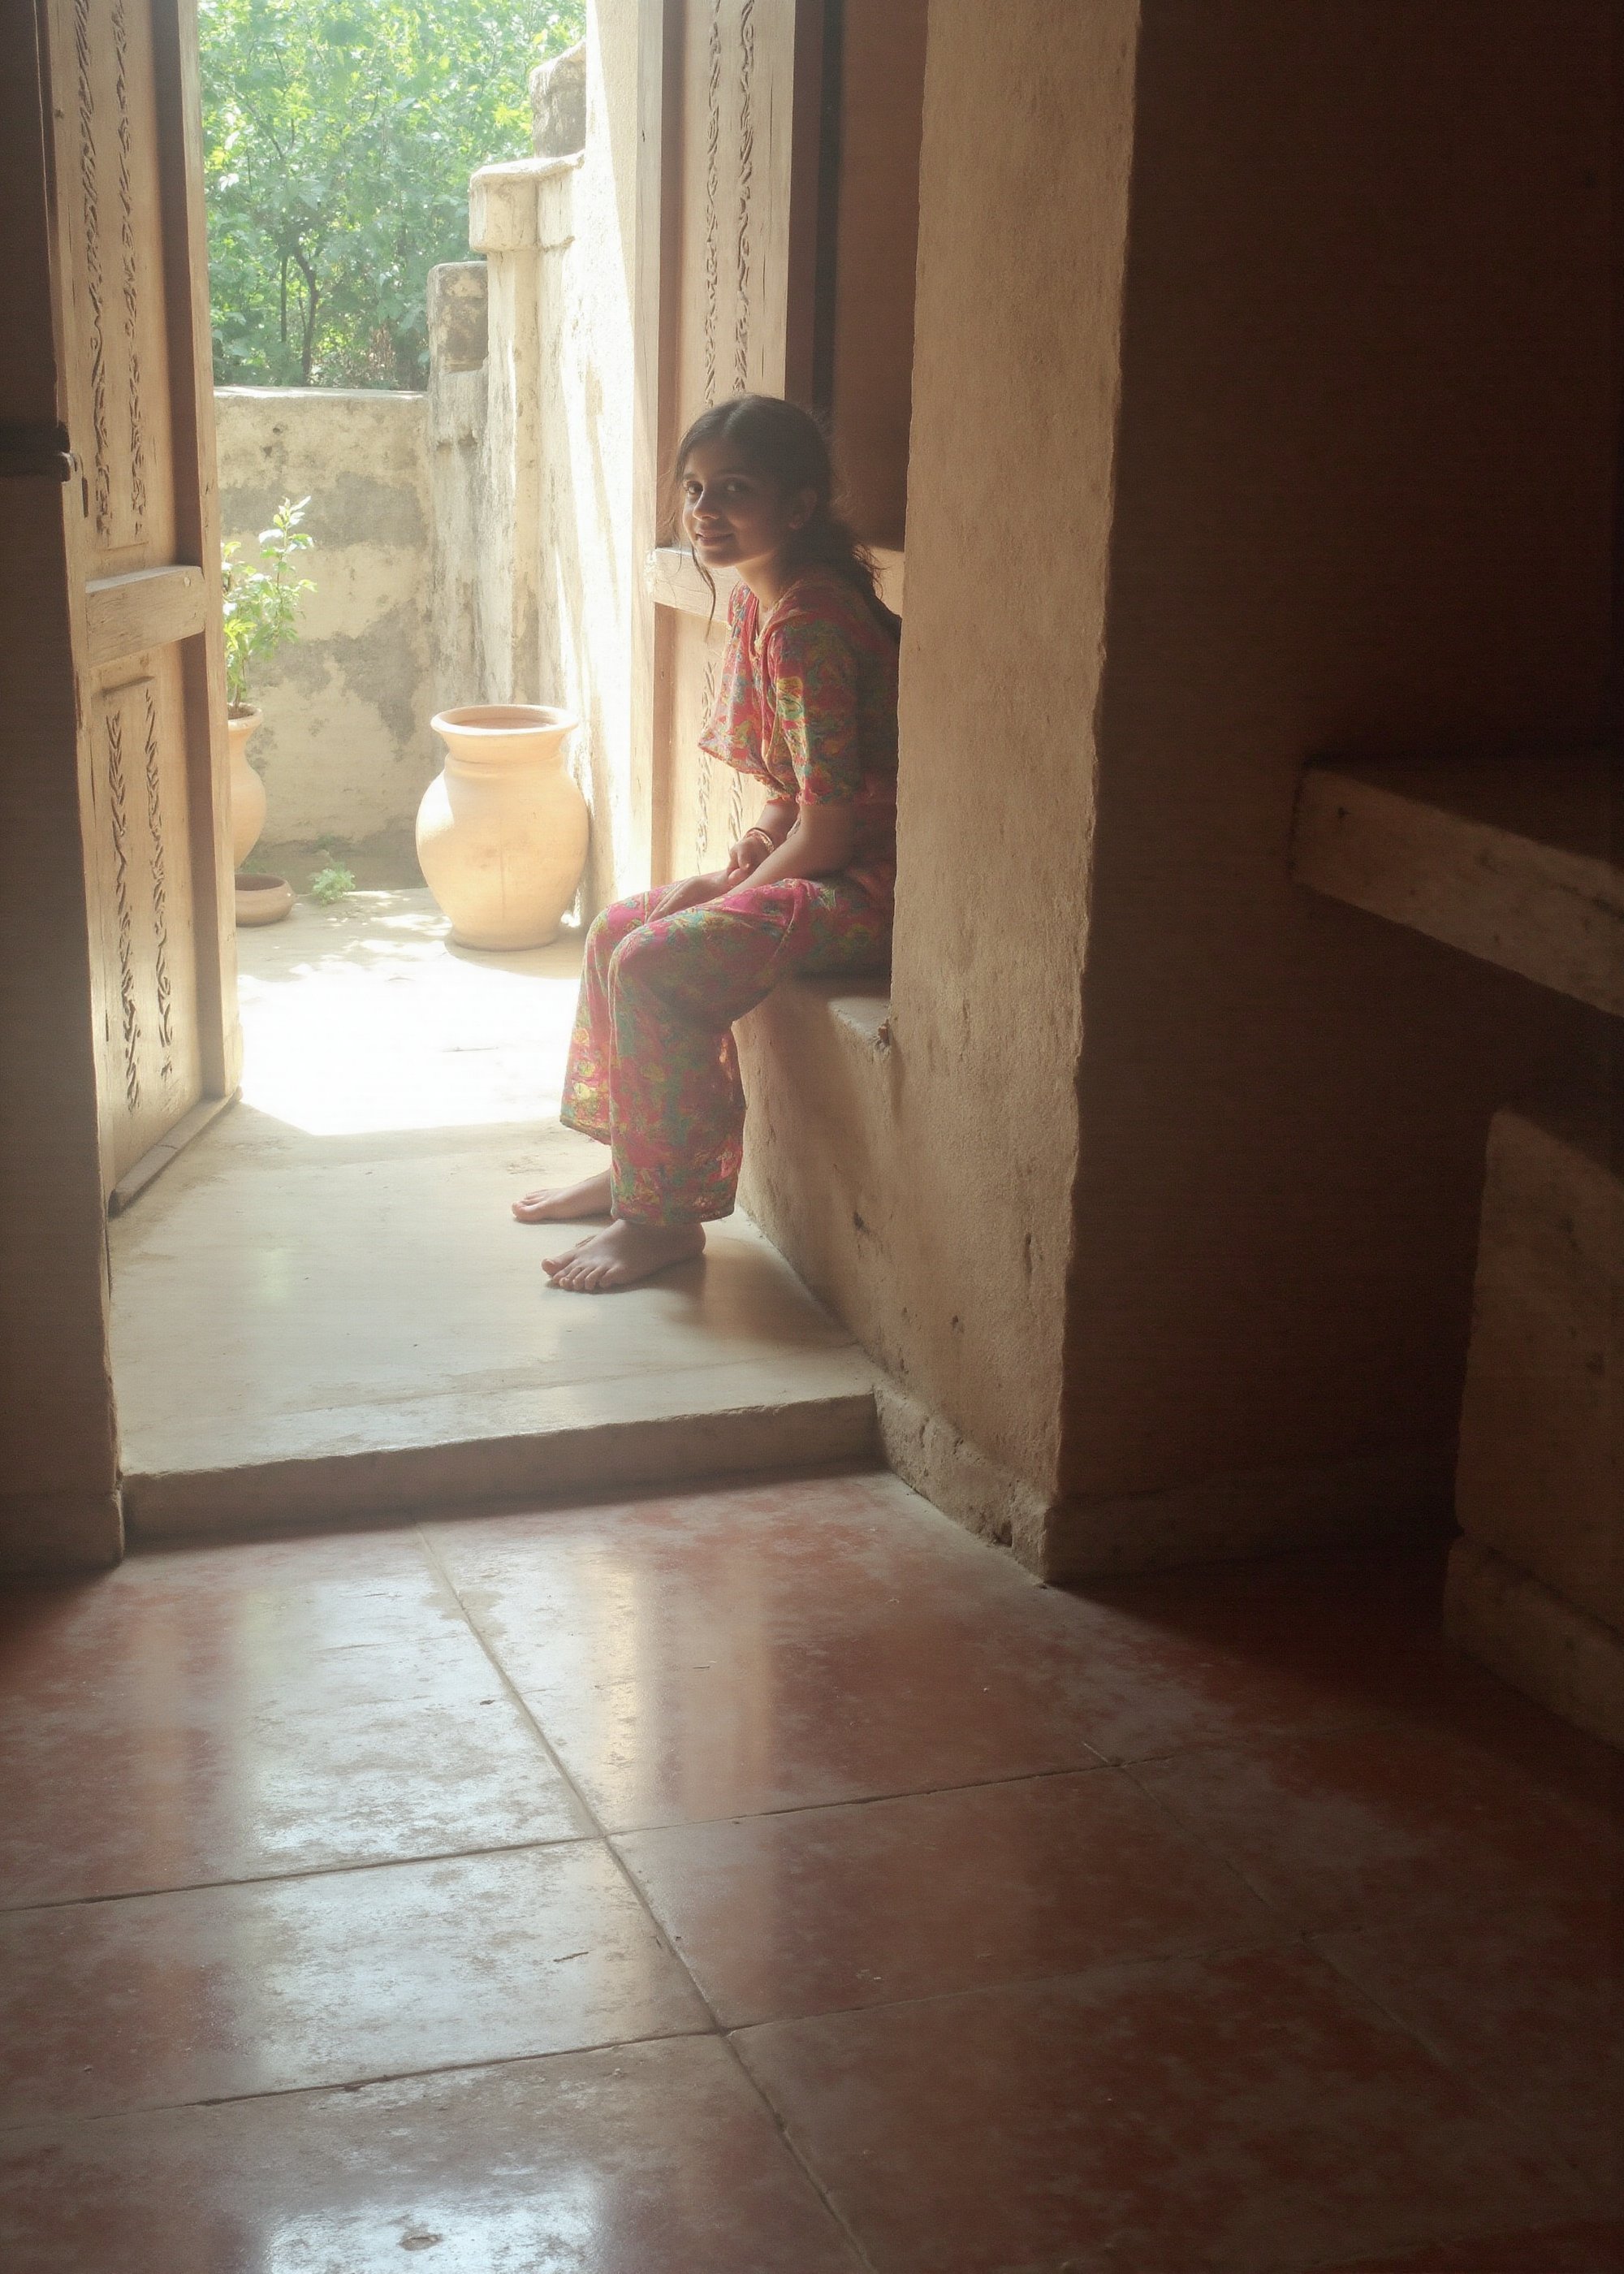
[37,0,237,1208]
[641,0,829,885]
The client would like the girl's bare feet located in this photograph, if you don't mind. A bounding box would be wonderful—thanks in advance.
[543,1219,705,1291]
[512,1169,612,1224]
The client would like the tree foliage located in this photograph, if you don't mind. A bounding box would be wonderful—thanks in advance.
[200,0,583,389]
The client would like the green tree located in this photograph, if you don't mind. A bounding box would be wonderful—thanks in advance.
[201,0,582,389]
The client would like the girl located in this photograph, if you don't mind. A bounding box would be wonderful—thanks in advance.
[513,394,901,1292]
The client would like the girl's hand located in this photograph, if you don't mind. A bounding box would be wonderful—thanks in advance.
[722,826,775,890]
[651,869,732,919]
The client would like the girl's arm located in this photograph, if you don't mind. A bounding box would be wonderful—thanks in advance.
[740,802,857,887]
[652,799,855,915]
[726,794,797,879]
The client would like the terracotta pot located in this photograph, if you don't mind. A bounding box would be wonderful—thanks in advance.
[234,871,294,927]
[417,705,587,950]
[227,707,266,867]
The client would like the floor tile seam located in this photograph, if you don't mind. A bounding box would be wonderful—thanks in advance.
[717,1926,1307,2041]
[1115,1756,1315,1931]
[412,1523,731,2044]
[1101,1705,1411,1774]
[0,1831,603,1921]
[601,1753,1126,1840]
[1121,1707,1624,1842]
[0,2024,721,2142]
[715,2033,881,2274]
[1306,1929,1623,2204]
[1121,1758,1624,1944]
[1262,1936,1610,2209]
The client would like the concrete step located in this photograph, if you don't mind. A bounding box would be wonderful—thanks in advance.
[113,1068,876,1541]
[123,1365,877,1539]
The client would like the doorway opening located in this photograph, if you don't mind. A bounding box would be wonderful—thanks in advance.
[96,0,929,1544]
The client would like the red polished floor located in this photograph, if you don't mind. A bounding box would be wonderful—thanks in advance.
[0,1470,1618,2272]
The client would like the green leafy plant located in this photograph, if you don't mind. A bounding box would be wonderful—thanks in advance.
[308,861,356,905]
[200,0,583,389]
[222,495,316,711]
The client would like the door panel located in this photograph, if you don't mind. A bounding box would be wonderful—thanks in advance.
[87,653,202,1160]
[62,0,179,566]
[41,0,238,1200]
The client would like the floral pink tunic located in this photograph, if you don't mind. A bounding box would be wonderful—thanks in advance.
[559,567,900,1224]
[700,568,899,902]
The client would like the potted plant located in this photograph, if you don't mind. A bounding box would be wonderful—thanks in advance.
[222,495,315,883]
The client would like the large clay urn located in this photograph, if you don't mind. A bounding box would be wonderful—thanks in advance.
[227,707,266,867]
[418,705,587,950]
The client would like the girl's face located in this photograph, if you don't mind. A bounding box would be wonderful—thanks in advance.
[680,441,814,577]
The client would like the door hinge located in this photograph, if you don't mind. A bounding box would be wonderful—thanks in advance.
[0,421,76,481]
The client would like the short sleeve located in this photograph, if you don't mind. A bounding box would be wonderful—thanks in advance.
[766,616,862,804]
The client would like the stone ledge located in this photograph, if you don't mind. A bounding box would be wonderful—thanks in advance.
[1445,1537,1624,1751]
[1291,746,1622,1015]
[791,974,892,1052]
[469,153,581,254]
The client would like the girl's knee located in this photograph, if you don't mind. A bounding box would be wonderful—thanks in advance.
[587,893,653,963]
[607,920,670,991]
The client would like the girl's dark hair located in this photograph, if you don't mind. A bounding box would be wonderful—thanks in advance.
[673,395,901,641]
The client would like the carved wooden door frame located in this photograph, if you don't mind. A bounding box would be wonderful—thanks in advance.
[37,0,239,1211]
[633,0,830,888]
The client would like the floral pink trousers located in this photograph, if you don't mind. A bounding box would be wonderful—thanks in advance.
[560,872,891,1225]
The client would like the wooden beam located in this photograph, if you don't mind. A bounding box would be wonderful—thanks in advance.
[84,564,208,666]
[1292,748,1622,1017]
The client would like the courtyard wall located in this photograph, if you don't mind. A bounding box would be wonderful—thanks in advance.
[214,387,435,885]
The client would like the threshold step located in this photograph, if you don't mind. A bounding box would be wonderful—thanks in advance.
[123,1377,878,1540]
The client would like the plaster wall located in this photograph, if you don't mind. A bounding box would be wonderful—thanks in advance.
[214,387,434,880]
[537,6,643,914]
[741,0,1139,1559]
[743,0,1617,1578]
[455,6,645,918]
[426,262,491,723]
[1052,0,1616,1571]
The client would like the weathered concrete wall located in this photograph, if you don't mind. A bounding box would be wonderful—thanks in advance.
[447,11,644,919]
[426,263,490,723]
[741,0,1139,1567]
[1052,0,1614,1573]
[743,0,1617,1579]
[214,388,434,881]
[543,9,644,913]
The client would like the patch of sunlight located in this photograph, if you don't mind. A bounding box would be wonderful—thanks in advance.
[263,2186,602,2271]
[236,888,582,1135]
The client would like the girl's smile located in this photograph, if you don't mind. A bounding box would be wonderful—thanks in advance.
[680,441,814,591]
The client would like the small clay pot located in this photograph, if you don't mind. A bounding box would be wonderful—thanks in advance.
[235,871,294,927]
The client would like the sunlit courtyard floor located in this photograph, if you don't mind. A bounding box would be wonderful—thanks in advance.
[108,891,874,1536]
